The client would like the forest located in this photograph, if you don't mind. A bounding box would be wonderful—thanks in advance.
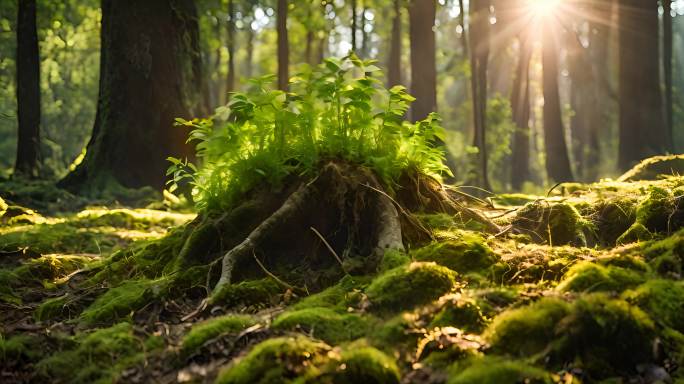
[3,0,684,383]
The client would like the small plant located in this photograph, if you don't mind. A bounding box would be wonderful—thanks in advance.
[168,54,450,211]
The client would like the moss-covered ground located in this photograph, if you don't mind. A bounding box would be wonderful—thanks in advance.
[4,158,684,383]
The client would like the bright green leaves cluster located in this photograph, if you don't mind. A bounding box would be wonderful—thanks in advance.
[169,55,450,211]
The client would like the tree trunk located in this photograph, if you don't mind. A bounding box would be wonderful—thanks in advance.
[408,0,437,122]
[510,34,532,190]
[458,0,468,58]
[59,0,201,193]
[664,0,674,149]
[618,0,667,170]
[15,0,41,178]
[360,6,369,58]
[226,0,236,95]
[542,21,574,182]
[387,0,402,87]
[277,0,289,91]
[246,24,255,79]
[468,0,491,190]
[351,0,357,52]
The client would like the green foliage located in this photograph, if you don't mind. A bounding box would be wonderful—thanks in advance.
[169,55,450,210]
[365,262,458,313]
[412,231,496,274]
[447,357,553,384]
[181,314,258,355]
[272,307,370,344]
[556,262,645,293]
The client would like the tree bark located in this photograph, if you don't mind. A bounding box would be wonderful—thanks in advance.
[15,0,41,178]
[510,34,532,190]
[408,0,437,122]
[277,0,289,91]
[468,0,491,190]
[387,0,402,87]
[351,0,358,52]
[664,0,674,149]
[617,0,667,170]
[59,0,201,192]
[542,20,574,182]
[226,0,236,95]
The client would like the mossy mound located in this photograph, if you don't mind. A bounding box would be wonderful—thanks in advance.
[272,307,370,344]
[34,294,76,321]
[491,193,541,207]
[591,198,637,246]
[180,314,258,356]
[210,278,286,309]
[553,294,656,378]
[36,322,161,384]
[430,296,488,333]
[623,279,684,332]
[447,357,553,384]
[491,244,584,285]
[640,231,684,276]
[412,231,496,274]
[80,278,170,325]
[512,201,589,246]
[291,275,369,311]
[618,154,684,182]
[214,335,330,384]
[365,262,458,313]
[486,297,570,357]
[556,262,645,293]
[486,294,656,378]
[0,334,44,363]
[313,345,401,384]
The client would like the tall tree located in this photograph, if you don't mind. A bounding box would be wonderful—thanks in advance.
[510,32,533,190]
[618,0,667,170]
[15,0,41,178]
[664,0,674,147]
[541,19,574,182]
[351,0,358,51]
[468,0,491,189]
[387,0,402,87]
[408,0,437,122]
[59,0,202,192]
[277,0,289,91]
[226,0,236,94]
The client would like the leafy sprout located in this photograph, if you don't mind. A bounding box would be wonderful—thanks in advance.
[169,54,451,211]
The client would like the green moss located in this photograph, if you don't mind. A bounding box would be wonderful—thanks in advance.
[492,193,541,207]
[472,287,520,318]
[210,278,285,308]
[430,297,488,333]
[292,275,369,311]
[412,231,496,274]
[0,196,7,212]
[593,198,637,246]
[36,322,157,384]
[34,294,72,321]
[315,346,400,384]
[365,262,458,312]
[74,208,191,230]
[553,294,656,377]
[0,334,43,362]
[378,249,411,272]
[618,154,684,182]
[13,254,93,283]
[623,279,684,332]
[215,335,329,384]
[616,222,653,244]
[181,314,257,355]
[635,186,675,233]
[447,357,553,384]
[486,297,570,357]
[272,307,369,344]
[80,278,169,325]
[513,201,589,246]
[556,262,645,293]
[371,313,419,347]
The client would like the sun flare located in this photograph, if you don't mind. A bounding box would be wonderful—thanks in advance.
[528,0,562,18]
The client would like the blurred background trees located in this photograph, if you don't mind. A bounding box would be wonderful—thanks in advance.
[2,0,684,192]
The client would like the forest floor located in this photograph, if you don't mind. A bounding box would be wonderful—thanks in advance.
[2,156,684,384]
